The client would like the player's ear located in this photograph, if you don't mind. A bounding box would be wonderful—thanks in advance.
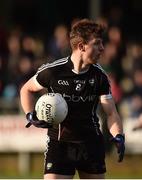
[78,42,85,52]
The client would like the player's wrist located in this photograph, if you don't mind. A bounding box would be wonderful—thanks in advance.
[115,134,125,142]
[26,111,36,121]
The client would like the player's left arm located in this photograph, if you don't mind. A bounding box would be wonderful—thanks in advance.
[97,66,125,161]
[100,97,123,136]
[98,69,123,136]
[100,96,125,162]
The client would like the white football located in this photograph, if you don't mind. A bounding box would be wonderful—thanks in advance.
[35,93,68,125]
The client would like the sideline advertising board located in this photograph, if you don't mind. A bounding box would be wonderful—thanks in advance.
[0,115,48,152]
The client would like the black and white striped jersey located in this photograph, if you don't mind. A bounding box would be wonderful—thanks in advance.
[35,56,112,142]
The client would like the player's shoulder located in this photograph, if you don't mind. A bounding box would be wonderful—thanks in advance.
[37,56,69,73]
[92,63,108,76]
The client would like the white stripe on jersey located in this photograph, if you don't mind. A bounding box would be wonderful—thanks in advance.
[93,63,107,76]
[100,94,112,100]
[37,57,69,74]
[32,75,44,89]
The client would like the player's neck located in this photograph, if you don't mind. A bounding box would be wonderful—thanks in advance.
[71,53,90,74]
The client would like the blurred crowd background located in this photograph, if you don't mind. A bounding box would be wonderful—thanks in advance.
[1,0,142,178]
[0,0,142,122]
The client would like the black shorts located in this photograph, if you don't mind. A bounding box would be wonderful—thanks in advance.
[44,136,106,175]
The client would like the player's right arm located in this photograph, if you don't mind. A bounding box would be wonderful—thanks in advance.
[20,76,52,128]
[20,76,45,114]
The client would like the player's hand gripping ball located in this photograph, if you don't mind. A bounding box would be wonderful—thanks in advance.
[35,93,68,125]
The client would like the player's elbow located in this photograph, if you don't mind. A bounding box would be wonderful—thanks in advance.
[20,79,33,95]
[20,83,28,97]
[20,77,42,96]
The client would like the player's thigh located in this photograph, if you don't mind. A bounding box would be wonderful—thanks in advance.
[44,173,74,179]
[44,140,76,176]
[78,170,105,179]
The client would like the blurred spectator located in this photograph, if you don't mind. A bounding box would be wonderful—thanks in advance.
[121,43,142,95]
[130,94,142,118]
[96,16,109,30]
[21,35,36,54]
[21,35,45,58]
[0,15,142,123]
[33,57,47,71]
[47,24,71,60]
[122,43,142,76]
[108,72,123,104]
[99,42,118,72]
[99,41,123,103]
[6,32,21,81]
[108,26,122,47]
[33,38,45,58]
[119,68,142,120]
[0,56,7,96]
[100,26,125,84]
[133,114,142,131]
[2,54,35,100]
[15,54,36,90]
[108,7,124,28]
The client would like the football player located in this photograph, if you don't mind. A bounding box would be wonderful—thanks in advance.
[20,19,125,179]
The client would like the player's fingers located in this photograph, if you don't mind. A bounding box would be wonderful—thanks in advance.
[110,137,117,143]
[118,147,125,162]
[25,122,32,128]
[118,153,123,162]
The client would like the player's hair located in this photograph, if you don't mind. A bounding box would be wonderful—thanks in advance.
[70,18,104,50]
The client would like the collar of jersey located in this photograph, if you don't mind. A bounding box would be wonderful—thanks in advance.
[68,56,90,74]
[72,68,90,74]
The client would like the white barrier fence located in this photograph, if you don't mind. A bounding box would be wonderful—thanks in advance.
[1,115,142,176]
[1,115,142,154]
[0,115,48,175]
[0,115,48,152]
[123,118,142,154]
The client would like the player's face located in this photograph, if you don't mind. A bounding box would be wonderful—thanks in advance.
[84,37,104,64]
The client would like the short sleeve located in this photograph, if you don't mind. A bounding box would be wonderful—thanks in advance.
[99,73,112,98]
[35,65,51,88]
